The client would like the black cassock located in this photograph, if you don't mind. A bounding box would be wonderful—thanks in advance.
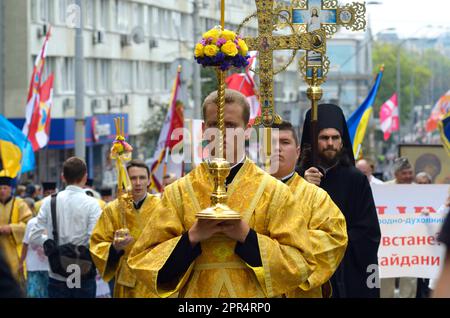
[298,103,381,298]
[319,165,381,298]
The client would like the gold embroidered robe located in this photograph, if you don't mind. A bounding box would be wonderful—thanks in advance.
[128,159,316,298]
[285,173,348,298]
[0,197,32,280]
[90,194,160,297]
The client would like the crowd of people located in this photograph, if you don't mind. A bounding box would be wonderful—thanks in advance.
[0,89,449,299]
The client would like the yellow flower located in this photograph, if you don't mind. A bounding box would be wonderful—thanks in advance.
[202,28,221,43]
[221,40,238,56]
[194,43,204,57]
[204,44,219,57]
[237,39,248,56]
[221,29,236,41]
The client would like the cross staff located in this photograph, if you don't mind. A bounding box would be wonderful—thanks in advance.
[284,0,366,165]
[238,0,326,127]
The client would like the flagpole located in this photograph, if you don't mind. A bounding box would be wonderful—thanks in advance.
[74,0,85,160]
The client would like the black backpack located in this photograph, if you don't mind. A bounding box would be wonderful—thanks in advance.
[43,194,96,279]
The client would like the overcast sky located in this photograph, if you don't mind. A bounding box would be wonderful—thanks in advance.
[363,0,450,38]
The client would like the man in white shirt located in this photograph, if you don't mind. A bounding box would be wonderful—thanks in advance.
[29,157,101,298]
[356,158,384,185]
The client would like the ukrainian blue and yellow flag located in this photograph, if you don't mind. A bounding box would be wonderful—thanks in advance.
[0,114,35,177]
[347,67,384,158]
[439,111,450,157]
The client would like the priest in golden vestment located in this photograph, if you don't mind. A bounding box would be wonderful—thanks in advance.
[128,89,316,298]
[270,121,348,298]
[0,176,33,281]
[90,160,161,297]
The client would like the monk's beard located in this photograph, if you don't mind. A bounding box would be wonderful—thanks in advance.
[318,147,343,168]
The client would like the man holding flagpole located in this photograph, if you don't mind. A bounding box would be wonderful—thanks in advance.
[149,67,184,193]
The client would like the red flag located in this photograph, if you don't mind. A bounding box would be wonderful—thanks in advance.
[149,67,184,192]
[379,93,399,141]
[27,74,54,151]
[226,52,260,126]
[23,25,52,149]
[426,90,450,132]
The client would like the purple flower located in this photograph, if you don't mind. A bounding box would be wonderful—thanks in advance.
[216,38,227,46]
[200,39,207,46]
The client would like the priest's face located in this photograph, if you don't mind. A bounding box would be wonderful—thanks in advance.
[204,102,247,163]
[0,185,12,202]
[128,166,150,201]
[318,128,343,164]
[271,130,300,179]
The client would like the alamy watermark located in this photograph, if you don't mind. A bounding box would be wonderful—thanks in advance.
[66,3,81,29]
[167,127,283,174]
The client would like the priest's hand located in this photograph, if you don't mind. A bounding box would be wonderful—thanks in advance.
[113,231,134,251]
[304,167,323,186]
[0,225,12,235]
[219,220,250,243]
[188,220,224,247]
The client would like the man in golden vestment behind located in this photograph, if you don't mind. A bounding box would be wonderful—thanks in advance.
[270,121,348,298]
[90,159,161,297]
[0,176,33,282]
[128,89,316,298]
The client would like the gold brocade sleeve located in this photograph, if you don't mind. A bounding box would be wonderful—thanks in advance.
[128,187,193,298]
[10,199,32,247]
[254,184,316,297]
[299,185,347,291]
[89,202,118,282]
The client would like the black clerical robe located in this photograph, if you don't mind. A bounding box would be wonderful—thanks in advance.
[307,164,381,298]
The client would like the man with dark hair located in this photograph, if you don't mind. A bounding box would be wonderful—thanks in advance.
[29,157,102,298]
[128,89,316,298]
[0,175,33,283]
[90,159,160,297]
[271,121,348,298]
[99,188,113,203]
[162,173,177,189]
[34,182,57,213]
[298,103,381,298]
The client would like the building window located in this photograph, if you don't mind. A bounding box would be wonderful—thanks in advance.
[111,0,118,31]
[85,59,95,93]
[31,0,39,22]
[98,0,109,30]
[180,13,191,41]
[60,57,74,93]
[40,0,55,23]
[150,7,160,37]
[136,61,151,91]
[142,5,149,36]
[160,10,171,39]
[117,0,130,32]
[162,63,171,91]
[172,11,181,40]
[98,59,110,92]
[84,0,94,29]
[118,60,132,91]
[59,0,75,25]
[132,3,144,29]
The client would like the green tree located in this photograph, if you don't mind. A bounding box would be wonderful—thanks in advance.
[372,42,431,124]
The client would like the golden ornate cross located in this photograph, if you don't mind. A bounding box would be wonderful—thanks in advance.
[238,0,326,127]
